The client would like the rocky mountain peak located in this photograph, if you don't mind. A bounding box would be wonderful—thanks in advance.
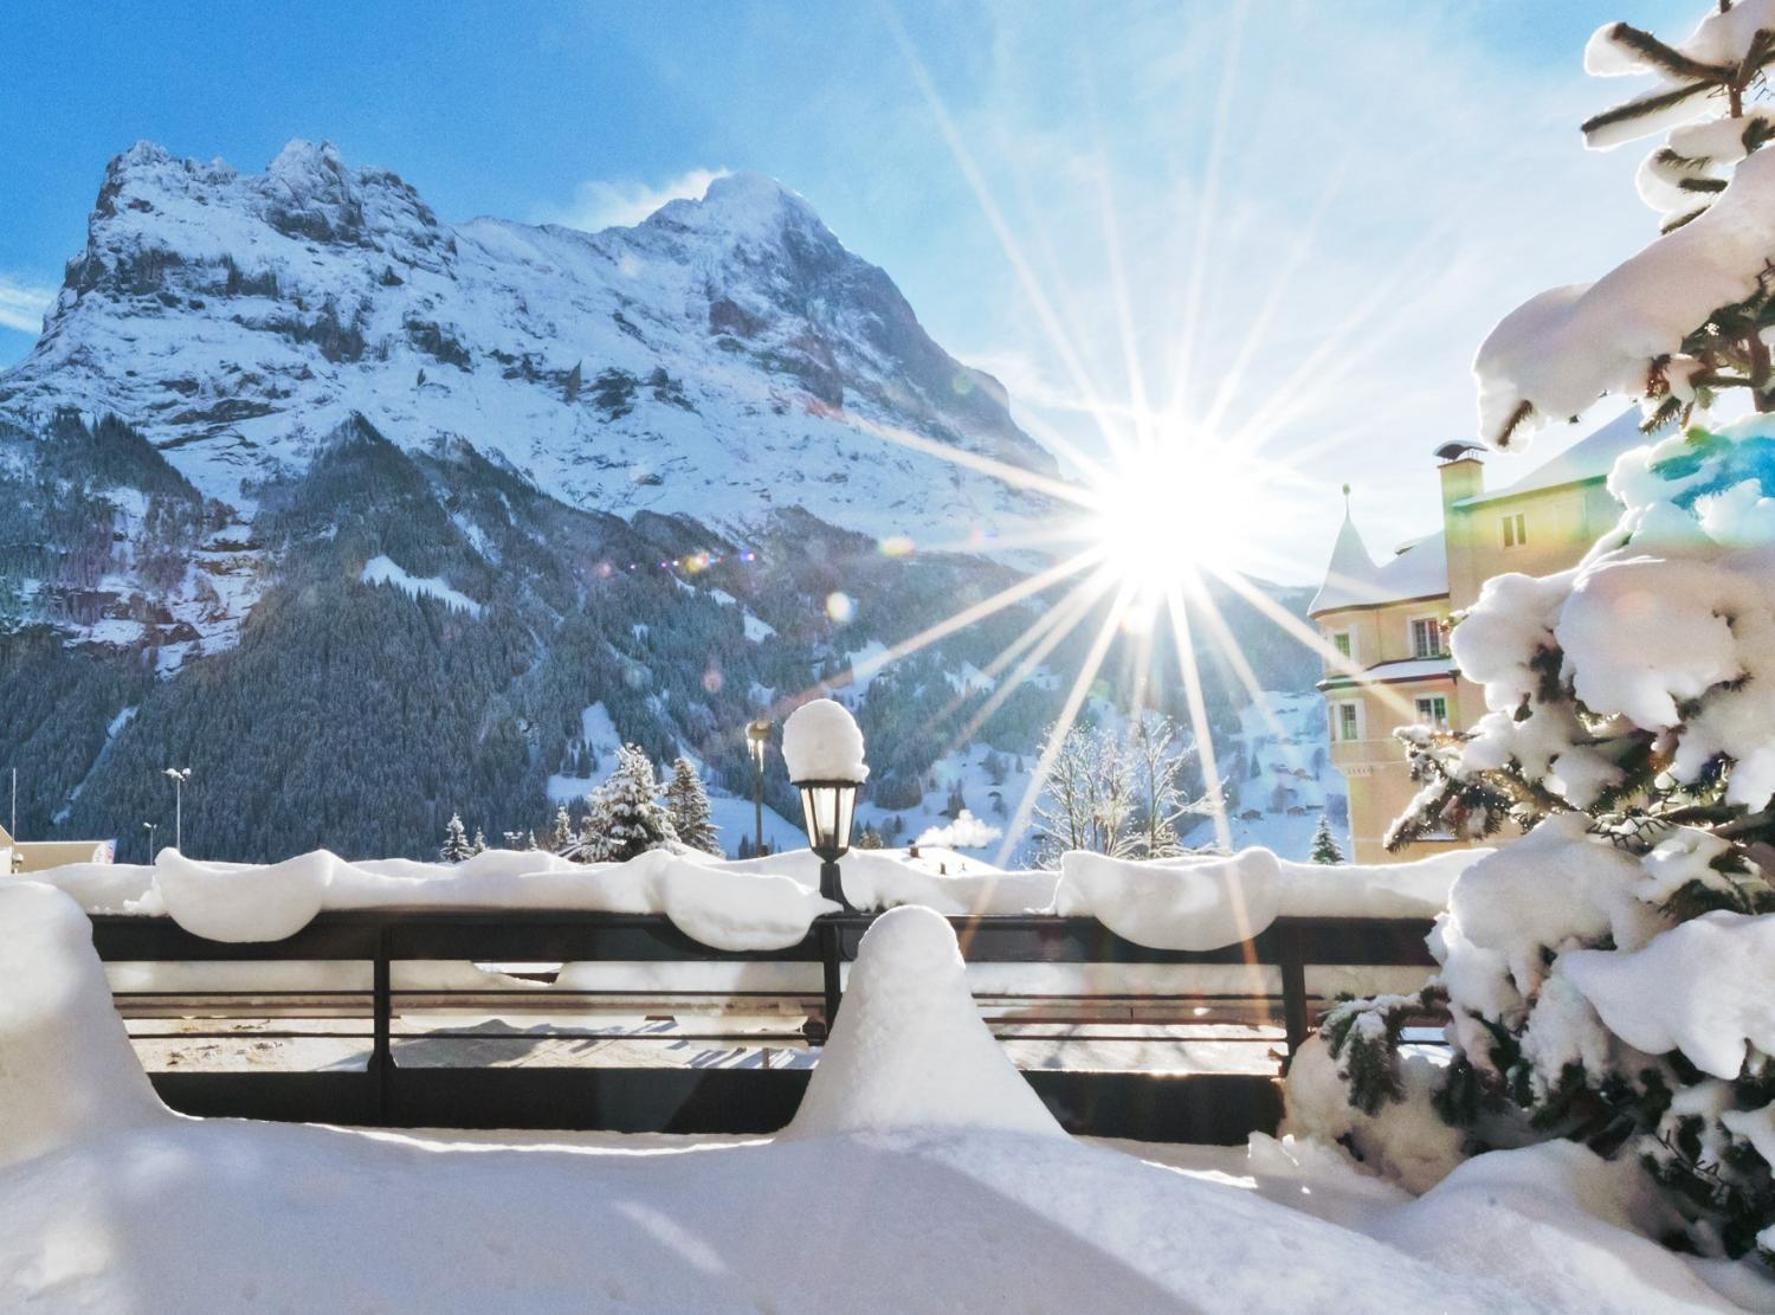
[9,138,1056,535]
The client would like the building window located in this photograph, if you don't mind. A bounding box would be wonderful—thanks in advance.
[1415,695,1449,727]
[1334,702,1361,742]
[1410,617,1447,659]
[1331,631,1352,660]
[1503,512,1527,548]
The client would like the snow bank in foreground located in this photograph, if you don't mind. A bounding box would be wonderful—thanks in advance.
[0,883,1739,1312]
[1051,847,1482,951]
[0,885,165,1167]
[1370,1141,1735,1314]
[786,907,1062,1140]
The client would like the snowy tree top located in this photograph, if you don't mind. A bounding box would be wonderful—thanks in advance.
[782,698,869,783]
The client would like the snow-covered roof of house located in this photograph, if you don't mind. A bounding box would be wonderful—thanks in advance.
[1308,520,1448,616]
[1319,656,1459,690]
[1454,409,1645,507]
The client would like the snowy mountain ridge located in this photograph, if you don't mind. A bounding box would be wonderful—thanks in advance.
[1,139,1053,534]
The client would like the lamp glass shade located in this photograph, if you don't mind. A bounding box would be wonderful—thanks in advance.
[746,721,770,769]
[797,781,858,859]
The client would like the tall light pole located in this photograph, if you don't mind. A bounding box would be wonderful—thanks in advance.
[163,767,192,853]
[745,719,771,855]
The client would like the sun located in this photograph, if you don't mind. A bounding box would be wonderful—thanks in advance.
[1082,435,1262,616]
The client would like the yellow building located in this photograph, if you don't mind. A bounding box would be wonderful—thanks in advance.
[1309,412,1646,863]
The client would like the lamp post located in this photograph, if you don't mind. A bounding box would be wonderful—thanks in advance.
[782,697,869,1040]
[796,774,861,1040]
[142,821,157,863]
[745,719,771,855]
[162,767,192,853]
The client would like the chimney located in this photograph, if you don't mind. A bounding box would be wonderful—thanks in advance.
[1435,442,1484,511]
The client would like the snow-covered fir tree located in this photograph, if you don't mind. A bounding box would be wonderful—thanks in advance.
[1304,3,1775,1272]
[664,756,720,855]
[439,812,473,864]
[576,744,679,863]
[470,827,488,855]
[1308,815,1344,865]
[549,806,574,854]
[1481,0,1775,444]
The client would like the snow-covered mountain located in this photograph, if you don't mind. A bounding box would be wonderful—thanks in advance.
[0,140,1318,862]
[5,140,1049,522]
[0,139,1062,671]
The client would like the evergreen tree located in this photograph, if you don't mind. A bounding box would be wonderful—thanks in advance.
[439,811,473,863]
[470,826,487,855]
[550,805,574,854]
[665,756,720,854]
[579,744,678,862]
[856,823,884,850]
[1308,814,1343,865]
[1312,5,1775,1271]
[1484,1,1775,443]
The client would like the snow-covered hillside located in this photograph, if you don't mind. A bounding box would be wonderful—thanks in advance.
[1196,689,1348,861]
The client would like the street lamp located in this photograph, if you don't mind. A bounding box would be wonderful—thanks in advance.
[162,767,192,853]
[745,718,771,855]
[795,779,860,904]
[782,699,869,1038]
[142,821,157,863]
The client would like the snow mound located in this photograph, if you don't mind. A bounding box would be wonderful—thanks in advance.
[1281,1035,1465,1195]
[785,905,1062,1139]
[1560,910,1775,1080]
[0,884,165,1167]
[1371,1142,1733,1315]
[1051,847,1480,951]
[1054,848,1282,951]
[782,697,869,783]
[156,849,334,942]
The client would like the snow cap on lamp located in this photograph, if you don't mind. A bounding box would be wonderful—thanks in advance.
[782,698,869,783]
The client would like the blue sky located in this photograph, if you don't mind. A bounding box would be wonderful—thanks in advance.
[0,1,1697,579]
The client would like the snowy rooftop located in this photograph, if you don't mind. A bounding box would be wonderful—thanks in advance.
[1307,522,1447,616]
[1311,410,1647,617]
[1453,409,1647,507]
[1318,656,1459,689]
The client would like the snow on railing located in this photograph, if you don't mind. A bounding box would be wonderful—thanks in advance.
[22,842,1485,953]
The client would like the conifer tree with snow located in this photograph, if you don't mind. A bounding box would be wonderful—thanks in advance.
[439,812,473,864]
[549,805,574,854]
[471,827,488,855]
[664,756,720,855]
[1308,815,1344,865]
[1482,0,1775,444]
[1303,2,1775,1272]
[577,744,679,863]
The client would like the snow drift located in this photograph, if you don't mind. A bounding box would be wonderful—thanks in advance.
[0,884,166,1167]
[785,906,1063,1139]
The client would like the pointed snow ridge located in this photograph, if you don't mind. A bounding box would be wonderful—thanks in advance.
[1309,508,1380,615]
[648,170,826,244]
[783,905,1065,1140]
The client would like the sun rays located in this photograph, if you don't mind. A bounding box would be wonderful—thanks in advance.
[738,1,1412,885]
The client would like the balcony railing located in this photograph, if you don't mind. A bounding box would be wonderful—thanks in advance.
[90,908,1440,1145]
